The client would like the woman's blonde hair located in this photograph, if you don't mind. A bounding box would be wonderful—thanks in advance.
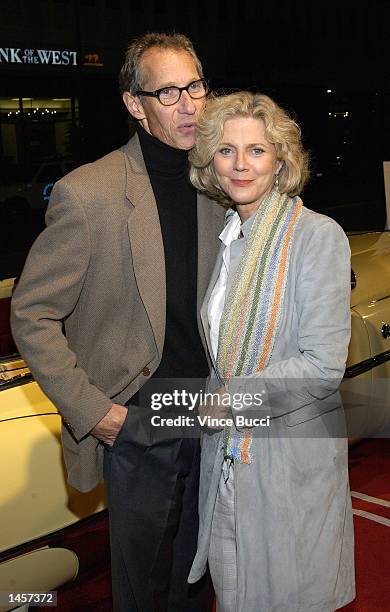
[189,91,310,206]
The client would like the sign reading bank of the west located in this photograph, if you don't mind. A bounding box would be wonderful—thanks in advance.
[0,47,78,66]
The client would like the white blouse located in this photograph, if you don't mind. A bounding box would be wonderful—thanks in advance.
[207,211,257,360]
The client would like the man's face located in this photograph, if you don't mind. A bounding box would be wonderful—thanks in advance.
[124,48,204,150]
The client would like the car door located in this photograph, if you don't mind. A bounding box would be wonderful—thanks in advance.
[343,232,390,439]
[0,280,107,602]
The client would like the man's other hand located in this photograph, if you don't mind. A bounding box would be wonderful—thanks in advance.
[91,403,128,446]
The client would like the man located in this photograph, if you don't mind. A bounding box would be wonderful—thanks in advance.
[11,33,224,611]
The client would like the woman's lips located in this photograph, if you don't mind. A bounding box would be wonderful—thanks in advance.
[230,179,254,186]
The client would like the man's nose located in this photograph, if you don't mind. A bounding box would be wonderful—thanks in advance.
[177,90,196,113]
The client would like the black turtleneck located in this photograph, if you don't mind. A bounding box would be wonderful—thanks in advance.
[136,125,209,383]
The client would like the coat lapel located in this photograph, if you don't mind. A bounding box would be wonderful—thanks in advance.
[200,243,225,371]
[122,135,166,358]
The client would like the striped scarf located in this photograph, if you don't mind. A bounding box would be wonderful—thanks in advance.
[217,189,303,463]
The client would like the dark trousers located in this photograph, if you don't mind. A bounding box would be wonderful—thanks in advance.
[103,407,212,612]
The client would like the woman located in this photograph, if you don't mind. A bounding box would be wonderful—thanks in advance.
[187,92,355,612]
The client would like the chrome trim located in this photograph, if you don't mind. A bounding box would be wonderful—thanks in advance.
[0,373,33,390]
[0,358,26,372]
[0,367,30,382]
[345,349,390,378]
[0,356,31,388]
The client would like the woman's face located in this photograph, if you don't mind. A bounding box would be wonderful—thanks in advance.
[213,116,281,220]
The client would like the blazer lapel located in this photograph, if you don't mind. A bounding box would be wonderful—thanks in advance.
[197,194,225,365]
[122,135,166,358]
[196,194,223,312]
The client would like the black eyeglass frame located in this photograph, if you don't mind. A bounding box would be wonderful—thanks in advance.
[135,79,209,106]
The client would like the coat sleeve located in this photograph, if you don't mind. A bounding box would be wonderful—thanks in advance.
[226,219,351,422]
[10,178,113,441]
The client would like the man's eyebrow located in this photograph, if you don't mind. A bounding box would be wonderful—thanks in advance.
[155,82,178,89]
[152,77,200,89]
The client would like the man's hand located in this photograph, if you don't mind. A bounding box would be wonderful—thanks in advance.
[91,403,128,446]
[199,387,231,430]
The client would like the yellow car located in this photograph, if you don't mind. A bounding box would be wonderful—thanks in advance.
[0,230,390,606]
[344,231,390,439]
[0,282,107,610]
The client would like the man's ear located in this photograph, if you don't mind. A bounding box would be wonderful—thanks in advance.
[122,92,146,120]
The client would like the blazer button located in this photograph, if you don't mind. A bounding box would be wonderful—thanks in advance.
[142,367,151,377]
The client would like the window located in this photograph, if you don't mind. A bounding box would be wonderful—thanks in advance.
[0,96,80,358]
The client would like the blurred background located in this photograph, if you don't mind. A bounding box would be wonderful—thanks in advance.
[0,7,389,608]
[1,0,389,282]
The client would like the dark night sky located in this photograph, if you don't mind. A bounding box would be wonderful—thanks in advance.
[109,0,390,93]
[3,1,389,91]
[1,0,389,229]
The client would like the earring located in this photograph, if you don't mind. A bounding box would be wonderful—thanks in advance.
[274,173,279,191]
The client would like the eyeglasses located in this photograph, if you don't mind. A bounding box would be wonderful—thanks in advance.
[136,79,209,106]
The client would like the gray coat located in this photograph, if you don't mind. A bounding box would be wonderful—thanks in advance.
[188,207,356,611]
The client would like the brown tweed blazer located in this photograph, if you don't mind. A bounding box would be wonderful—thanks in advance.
[11,134,224,492]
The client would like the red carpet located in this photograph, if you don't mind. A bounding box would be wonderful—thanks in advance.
[340,439,390,611]
[46,439,390,611]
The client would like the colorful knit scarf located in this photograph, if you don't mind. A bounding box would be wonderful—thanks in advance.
[216,189,303,463]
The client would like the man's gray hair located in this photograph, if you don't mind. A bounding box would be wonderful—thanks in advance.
[119,32,204,95]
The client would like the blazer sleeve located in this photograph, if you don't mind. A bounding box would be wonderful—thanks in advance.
[226,219,351,422]
[11,179,113,441]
